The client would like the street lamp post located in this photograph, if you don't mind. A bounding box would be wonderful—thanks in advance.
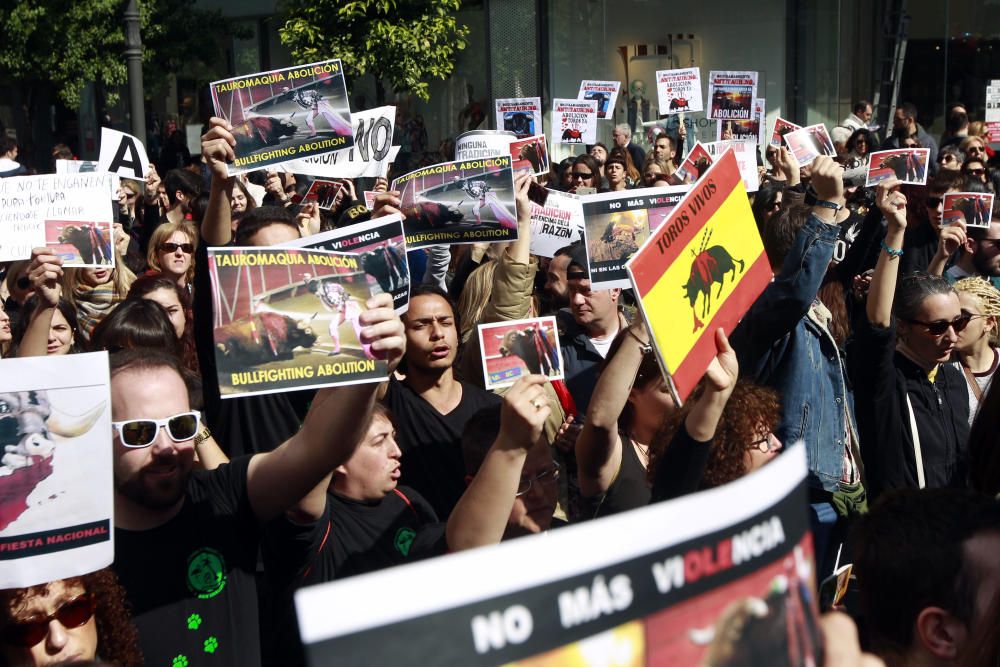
[124,0,146,142]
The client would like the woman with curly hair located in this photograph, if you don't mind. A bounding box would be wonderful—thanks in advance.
[0,568,142,666]
[648,329,782,502]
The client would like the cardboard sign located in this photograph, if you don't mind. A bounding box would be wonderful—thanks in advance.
[97,128,150,181]
[577,80,621,119]
[865,148,930,186]
[943,192,994,228]
[716,98,765,144]
[0,352,113,589]
[707,71,758,121]
[705,140,760,193]
[295,445,817,667]
[277,106,398,179]
[529,189,585,258]
[771,118,802,148]
[495,97,543,139]
[626,150,771,401]
[655,67,704,115]
[210,58,354,174]
[552,99,598,145]
[784,124,836,167]
[478,317,564,389]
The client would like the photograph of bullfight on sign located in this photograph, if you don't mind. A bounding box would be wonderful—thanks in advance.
[282,214,410,313]
[668,142,714,186]
[301,178,345,210]
[943,192,994,229]
[44,220,115,268]
[578,80,621,119]
[865,148,930,187]
[207,247,387,398]
[771,117,802,148]
[707,71,758,121]
[509,134,550,176]
[0,352,113,589]
[478,317,564,390]
[391,155,518,249]
[784,124,837,167]
[210,58,354,174]
[496,97,542,139]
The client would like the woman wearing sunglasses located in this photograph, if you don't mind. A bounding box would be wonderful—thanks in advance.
[146,222,198,290]
[948,278,1000,425]
[0,568,141,666]
[853,178,970,498]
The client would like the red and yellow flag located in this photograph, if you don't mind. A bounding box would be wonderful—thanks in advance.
[626,149,771,401]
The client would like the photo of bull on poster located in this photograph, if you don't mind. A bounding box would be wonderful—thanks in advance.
[668,142,713,186]
[707,71,758,121]
[495,97,543,138]
[210,58,354,174]
[656,67,704,114]
[283,214,410,313]
[865,148,930,187]
[577,80,621,119]
[277,106,398,180]
[455,130,517,161]
[771,117,802,148]
[44,220,116,268]
[207,247,387,398]
[529,189,584,258]
[509,135,550,176]
[391,156,518,249]
[301,179,345,210]
[478,317,564,390]
[582,186,688,290]
[552,99,598,145]
[943,192,994,229]
[0,352,113,589]
[785,124,837,167]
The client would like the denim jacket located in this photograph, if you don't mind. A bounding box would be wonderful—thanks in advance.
[730,213,859,493]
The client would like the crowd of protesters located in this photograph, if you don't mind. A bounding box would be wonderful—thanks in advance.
[0,84,999,667]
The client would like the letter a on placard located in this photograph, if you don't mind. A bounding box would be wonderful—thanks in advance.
[97,127,150,181]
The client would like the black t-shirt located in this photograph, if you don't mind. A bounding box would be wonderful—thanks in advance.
[383,376,501,518]
[114,456,263,667]
[583,431,652,519]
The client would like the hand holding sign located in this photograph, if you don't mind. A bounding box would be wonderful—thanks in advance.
[97,127,150,181]
[201,117,237,181]
[499,375,552,448]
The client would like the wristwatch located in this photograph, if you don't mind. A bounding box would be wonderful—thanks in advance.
[804,186,845,211]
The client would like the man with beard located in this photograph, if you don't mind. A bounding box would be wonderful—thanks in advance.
[109,291,404,667]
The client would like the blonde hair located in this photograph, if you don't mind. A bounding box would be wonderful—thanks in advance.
[954,277,1000,347]
[457,260,497,341]
[62,250,136,307]
[968,121,987,140]
[959,135,986,154]
[147,221,199,284]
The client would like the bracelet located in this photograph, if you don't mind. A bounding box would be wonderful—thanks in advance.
[626,327,653,353]
[880,240,904,257]
[814,199,845,211]
[193,426,211,447]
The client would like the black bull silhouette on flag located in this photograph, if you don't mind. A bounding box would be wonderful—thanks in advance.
[682,228,745,332]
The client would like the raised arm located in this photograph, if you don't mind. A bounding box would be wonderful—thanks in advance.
[200,118,237,247]
[245,293,406,522]
[17,249,63,357]
[446,375,550,550]
[866,179,908,328]
[575,321,649,498]
[508,172,533,265]
[927,219,965,277]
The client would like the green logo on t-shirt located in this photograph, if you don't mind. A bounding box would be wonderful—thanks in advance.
[186,547,227,599]
[394,527,416,557]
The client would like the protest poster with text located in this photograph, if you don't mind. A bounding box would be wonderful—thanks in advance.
[656,67,703,114]
[529,189,585,258]
[296,444,819,667]
[627,150,770,401]
[577,80,621,119]
[391,156,518,249]
[582,185,689,290]
[478,317,564,390]
[771,117,802,148]
[0,173,116,262]
[552,99,598,145]
[668,143,714,186]
[282,214,410,313]
[207,247,387,397]
[455,129,518,161]
[211,59,354,174]
[707,71,758,121]
[987,85,1000,143]
[705,140,760,193]
[496,97,543,138]
[718,98,766,145]
[943,193,994,229]
[866,148,930,187]
[277,106,398,179]
[0,352,113,589]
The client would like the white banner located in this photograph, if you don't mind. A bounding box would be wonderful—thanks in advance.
[278,106,399,179]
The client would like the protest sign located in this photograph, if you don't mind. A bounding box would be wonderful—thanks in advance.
[55,159,98,175]
[44,220,116,268]
[581,185,689,290]
[668,142,713,186]
[705,140,760,193]
[0,173,116,262]
[301,179,344,210]
[655,67,703,114]
[785,124,836,167]
[716,97,764,144]
[509,134,550,176]
[207,247,388,398]
[282,214,410,313]
[987,85,1000,143]
[478,317,564,390]
[276,106,398,179]
[707,71,758,121]
[296,444,817,667]
[391,156,518,249]
[96,127,150,181]
[211,59,354,174]
[529,189,584,258]
[496,97,543,138]
[363,191,378,210]
[455,129,518,161]
[627,150,770,401]
[866,148,930,186]
[0,352,113,589]
[577,80,621,119]
[771,117,802,148]
[943,192,994,228]
[552,99,598,145]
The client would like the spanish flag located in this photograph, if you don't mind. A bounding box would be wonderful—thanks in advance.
[626,150,771,401]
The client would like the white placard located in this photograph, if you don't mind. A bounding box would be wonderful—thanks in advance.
[277,106,399,179]
[655,67,704,114]
[552,99,598,145]
[97,127,150,181]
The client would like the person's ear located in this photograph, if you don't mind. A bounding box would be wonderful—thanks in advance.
[915,606,967,660]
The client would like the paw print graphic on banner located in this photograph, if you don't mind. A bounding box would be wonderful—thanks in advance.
[204,636,220,654]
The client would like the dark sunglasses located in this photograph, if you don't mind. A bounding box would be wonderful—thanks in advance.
[965,168,986,176]
[904,314,972,336]
[925,196,943,208]
[938,155,957,163]
[1,593,96,647]
[112,411,201,448]
[571,172,593,180]
[160,242,194,254]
